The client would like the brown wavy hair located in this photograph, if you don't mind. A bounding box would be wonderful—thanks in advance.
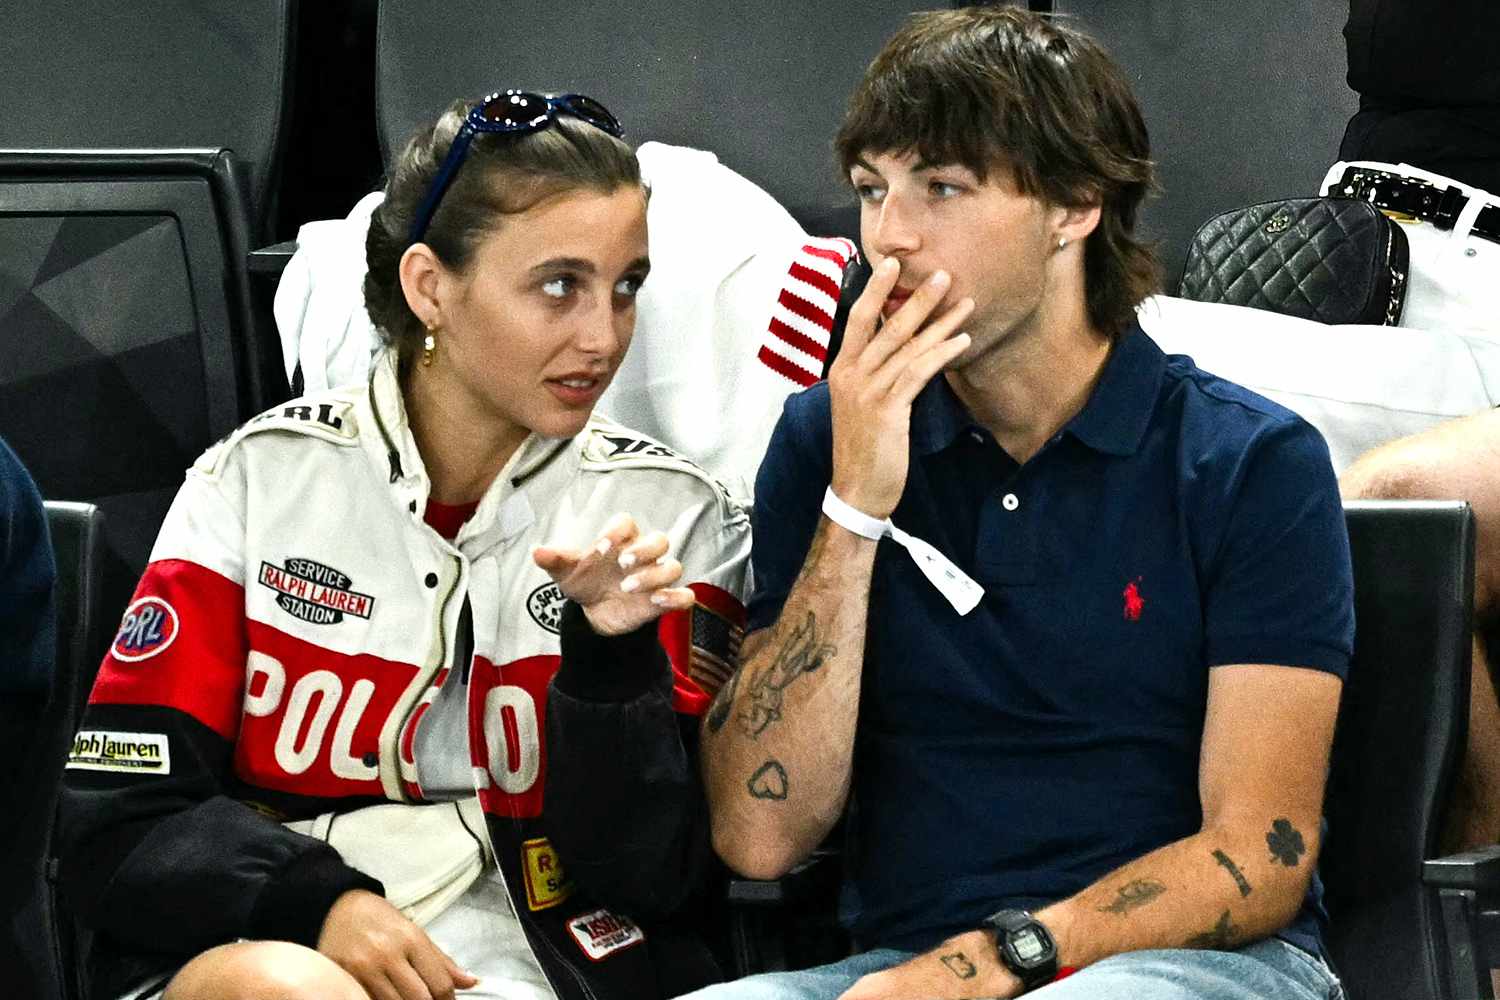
[835,7,1160,338]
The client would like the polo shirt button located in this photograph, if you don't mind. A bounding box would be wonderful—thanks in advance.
[1002,492,1020,511]
[424,572,439,588]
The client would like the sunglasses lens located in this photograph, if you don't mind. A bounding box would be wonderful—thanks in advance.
[561,94,624,137]
[477,90,548,130]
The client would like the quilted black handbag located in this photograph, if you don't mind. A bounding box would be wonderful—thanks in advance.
[1178,197,1409,326]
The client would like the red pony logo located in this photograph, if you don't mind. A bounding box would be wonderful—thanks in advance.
[1123,578,1146,622]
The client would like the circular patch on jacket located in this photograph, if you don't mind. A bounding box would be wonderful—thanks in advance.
[112,597,180,662]
[527,582,566,634]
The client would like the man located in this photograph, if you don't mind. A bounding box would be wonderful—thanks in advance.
[689,8,1352,999]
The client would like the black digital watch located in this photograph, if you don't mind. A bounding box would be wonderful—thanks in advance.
[980,908,1058,991]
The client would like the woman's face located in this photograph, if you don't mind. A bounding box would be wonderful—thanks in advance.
[432,183,649,442]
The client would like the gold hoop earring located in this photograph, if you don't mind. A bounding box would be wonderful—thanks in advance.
[421,326,437,367]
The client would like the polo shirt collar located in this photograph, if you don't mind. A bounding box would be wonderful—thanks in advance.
[911,371,980,456]
[910,322,1165,458]
[1063,323,1165,457]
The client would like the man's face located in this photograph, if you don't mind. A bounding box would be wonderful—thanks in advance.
[849,149,1062,359]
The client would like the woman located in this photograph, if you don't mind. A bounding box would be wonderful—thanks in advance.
[59,91,748,1000]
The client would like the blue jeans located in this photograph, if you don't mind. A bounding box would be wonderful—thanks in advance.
[676,937,1342,1000]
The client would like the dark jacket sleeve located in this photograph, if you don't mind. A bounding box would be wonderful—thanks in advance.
[60,702,384,959]
[543,600,716,920]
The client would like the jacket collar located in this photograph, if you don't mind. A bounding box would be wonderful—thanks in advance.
[362,350,579,555]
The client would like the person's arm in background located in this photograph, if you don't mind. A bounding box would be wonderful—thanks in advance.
[0,436,54,698]
[701,259,973,879]
[0,436,58,924]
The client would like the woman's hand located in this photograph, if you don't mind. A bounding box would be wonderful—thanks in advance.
[533,512,695,636]
[317,889,479,1000]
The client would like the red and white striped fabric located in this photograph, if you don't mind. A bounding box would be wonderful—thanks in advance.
[758,237,858,387]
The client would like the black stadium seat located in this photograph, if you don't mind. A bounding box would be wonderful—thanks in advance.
[0,151,269,626]
[0,0,298,242]
[1323,500,1474,999]
[374,0,944,239]
[0,1,297,624]
[1,502,103,1000]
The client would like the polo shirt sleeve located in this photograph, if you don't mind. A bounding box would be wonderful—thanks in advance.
[745,389,834,635]
[1202,418,1354,677]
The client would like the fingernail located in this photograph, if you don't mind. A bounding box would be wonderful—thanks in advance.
[620,576,640,593]
[930,270,950,287]
[618,552,637,569]
[595,538,612,555]
[880,257,898,273]
[650,593,669,606]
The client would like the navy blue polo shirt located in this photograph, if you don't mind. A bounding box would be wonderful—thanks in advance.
[746,325,1354,958]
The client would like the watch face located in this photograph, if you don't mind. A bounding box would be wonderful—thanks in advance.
[1012,928,1047,964]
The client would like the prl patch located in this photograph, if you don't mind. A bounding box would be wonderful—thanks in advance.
[567,908,645,961]
[521,837,573,911]
[259,557,375,625]
[67,730,171,775]
[112,597,180,662]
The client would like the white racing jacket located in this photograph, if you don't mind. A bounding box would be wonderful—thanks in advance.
[60,350,750,1000]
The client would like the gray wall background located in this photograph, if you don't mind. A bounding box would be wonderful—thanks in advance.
[1056,2,1359,287]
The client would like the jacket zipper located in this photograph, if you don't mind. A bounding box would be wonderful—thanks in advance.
[433,553,463,684]
[468,755,600,1000]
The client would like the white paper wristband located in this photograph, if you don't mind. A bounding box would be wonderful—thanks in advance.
[821,487,985,615]
[820,486,890,541]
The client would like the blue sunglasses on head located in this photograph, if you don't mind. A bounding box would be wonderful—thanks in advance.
[407,89,626,244]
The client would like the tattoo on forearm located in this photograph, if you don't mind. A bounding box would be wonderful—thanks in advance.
[1098,878,1166,915]
[1212,850,1253,897]
[1186,910,1239,950]
[705,666,741,734]
[1266,818,1306,867]
[747,760,789,800]
[736,611,835,739]
[940,953,977,979]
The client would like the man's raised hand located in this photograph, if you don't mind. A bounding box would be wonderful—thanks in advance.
[828,256,973,521]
